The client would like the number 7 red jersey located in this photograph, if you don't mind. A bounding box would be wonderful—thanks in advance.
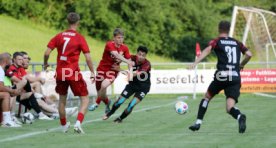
[47,29,90,80]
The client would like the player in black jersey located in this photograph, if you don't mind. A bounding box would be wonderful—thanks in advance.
[102,46,151,123]
[188,21,252,133]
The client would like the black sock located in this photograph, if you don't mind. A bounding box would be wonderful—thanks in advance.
[229,107,241,119]
[107,103,120,117]
[120,110,131,120]
[28,94,41,114]
[107,97,126,117]
[197,99,209,120]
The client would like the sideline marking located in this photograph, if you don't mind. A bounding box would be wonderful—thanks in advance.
[0,102,174,143]
[253,93,276,98]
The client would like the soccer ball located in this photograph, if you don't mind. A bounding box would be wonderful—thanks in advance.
[22,112,35,124]
[175,101,189,114]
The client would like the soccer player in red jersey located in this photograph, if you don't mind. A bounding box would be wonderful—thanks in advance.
[88,28,134,113]
[44,12,95,133]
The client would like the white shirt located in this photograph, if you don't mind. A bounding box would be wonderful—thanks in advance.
[0,66,4,82]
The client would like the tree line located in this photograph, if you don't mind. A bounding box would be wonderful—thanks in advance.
[1,0,275,61]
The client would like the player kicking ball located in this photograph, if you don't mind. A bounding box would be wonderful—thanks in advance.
[102,46,151,123]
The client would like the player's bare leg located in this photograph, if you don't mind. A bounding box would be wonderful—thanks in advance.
[74,96,89,134]
[31,81,43,94]
[37,99,58,113]
[89,79,112,112]
[59,95,70,133]
[0,92,21,127]
[226,98,246,133]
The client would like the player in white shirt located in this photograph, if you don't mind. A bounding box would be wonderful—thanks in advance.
[0,53,21,127]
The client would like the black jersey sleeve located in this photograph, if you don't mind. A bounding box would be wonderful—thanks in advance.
[237,41,249,54]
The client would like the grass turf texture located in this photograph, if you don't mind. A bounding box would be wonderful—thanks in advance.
[0,93,275,148]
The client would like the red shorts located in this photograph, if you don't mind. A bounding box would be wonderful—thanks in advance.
[95,70,118,91]
[55,78,88,96]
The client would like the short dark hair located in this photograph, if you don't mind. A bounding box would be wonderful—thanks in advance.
[20,51,31,60]
[137,46,149,54]
[219,21,230,33]
[113,28,124,36]
[20,51,28,56]
[13,52,23,59]
[67,12,80,25]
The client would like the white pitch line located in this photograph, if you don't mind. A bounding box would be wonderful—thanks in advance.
[0,102,174,143]
[253,92,276,98]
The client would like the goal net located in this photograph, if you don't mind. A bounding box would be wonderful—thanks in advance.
[230,6,276,67]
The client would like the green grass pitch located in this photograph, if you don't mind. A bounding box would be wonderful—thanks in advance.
[0,93,275,148]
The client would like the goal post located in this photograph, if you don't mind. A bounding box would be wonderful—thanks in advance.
[230,6,276,67]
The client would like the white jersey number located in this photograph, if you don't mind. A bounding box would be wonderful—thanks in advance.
[225,46,237,64]
[60,37,70,61]
[62,37,71,54]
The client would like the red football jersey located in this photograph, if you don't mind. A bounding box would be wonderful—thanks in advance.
[47,30,90,80]
[5,64,27,80]
[97,41,131,72]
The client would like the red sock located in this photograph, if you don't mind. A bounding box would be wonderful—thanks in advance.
[103,98,109,105]
[60,118,66,126]
[95,97,102,105]
[77,112,84,123]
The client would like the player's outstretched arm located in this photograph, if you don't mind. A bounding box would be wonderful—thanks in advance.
[188,45,212,69]
[110,51,134,74]
[240,50,252,70]
[43,48,52,70]
[110,51,134,66]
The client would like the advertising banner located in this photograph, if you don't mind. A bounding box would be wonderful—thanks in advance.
[41,69,276,95]
[114,69,215,94]
[240,69,276,92]
[114,69,276,94]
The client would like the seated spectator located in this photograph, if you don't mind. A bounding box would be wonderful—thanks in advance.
[3,75,23,125]
[20,51,78,119]
[0,53,21,127]
[6,52,52,120]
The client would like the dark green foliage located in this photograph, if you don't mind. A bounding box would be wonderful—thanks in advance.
[0,0,274,61]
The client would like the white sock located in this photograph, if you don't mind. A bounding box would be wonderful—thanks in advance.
[3,111,12,122]
[75,120,81,127]
[196,119,202,124]
[237,114,241,120]
[38,112,44,117]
